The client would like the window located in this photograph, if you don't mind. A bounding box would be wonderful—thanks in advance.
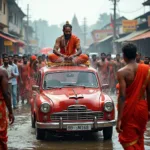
[44,71,98,89]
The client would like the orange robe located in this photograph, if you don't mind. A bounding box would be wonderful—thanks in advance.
[20,64,30,99]
[0,88,8,150]
[49,35,88,64]
[119,64,150,150]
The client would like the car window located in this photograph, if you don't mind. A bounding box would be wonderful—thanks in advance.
[44,71,98,89]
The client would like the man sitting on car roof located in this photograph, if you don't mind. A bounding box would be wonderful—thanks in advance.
[48,21,88,64]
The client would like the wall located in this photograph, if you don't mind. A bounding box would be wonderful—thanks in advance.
[0,0,8,32]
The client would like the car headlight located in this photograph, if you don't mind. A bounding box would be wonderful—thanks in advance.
[40,103,50,113]
[104,102,114,112]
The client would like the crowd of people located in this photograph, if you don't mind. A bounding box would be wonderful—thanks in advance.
[89,52,150,93]
[0,54,47,108]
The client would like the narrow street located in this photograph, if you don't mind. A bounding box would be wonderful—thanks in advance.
[8,97,150,150]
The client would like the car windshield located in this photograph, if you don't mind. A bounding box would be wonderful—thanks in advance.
[44,71,98,89]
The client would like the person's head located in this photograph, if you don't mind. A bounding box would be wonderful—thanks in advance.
[38,56,42,63]
[2,53,7,59]
[28,54,31,61]
[42,54,45,61]
[18,56,22,63]
[144,57,150,65]
[122,43,137,63]
[107,54,111,61]
[92,55,97,61]
[63,21,72,40]
[101,53,106,61]
[8,55,13,65]
[23,55,28,64]
[116,54,120,61]
[136,53,142,62]
[13,54,18,64]
[30,55,37,67]
[3,56,9,67]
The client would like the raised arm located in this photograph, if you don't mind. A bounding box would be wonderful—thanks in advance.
[116,70,126,133]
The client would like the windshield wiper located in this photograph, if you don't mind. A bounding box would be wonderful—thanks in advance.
[46,86,62,89]
[64,84,77,87]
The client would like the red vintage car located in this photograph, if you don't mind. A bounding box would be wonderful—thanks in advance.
[30,63,116,140]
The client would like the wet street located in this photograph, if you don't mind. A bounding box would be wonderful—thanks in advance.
[8,96,150,150]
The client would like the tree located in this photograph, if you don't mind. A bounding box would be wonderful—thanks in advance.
[30,19,62,48]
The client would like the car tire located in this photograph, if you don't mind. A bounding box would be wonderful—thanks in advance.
[31,114,35,128]
[36,128,46,140]
[103,127,113,140]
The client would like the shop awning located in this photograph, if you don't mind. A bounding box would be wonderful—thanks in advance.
[16,40,26,46]
[97,35,113,43]
[115,29,150,43]
[0,33,17,43]
[129,31,150,41]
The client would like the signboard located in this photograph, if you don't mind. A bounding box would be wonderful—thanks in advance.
[122,20,138,33]
[92,29,114,42]
[4,40,13,46]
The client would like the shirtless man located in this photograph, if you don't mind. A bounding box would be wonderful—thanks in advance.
[97,53,108,85]
[136,53,144,64]
[90,55,97,69]
[117,43,150,149]
[107,54,116,93]
[0,68,14,150]
[115,54,123,72]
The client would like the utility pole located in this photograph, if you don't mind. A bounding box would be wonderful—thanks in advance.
[83,17,87,46]
[109,0,120,54]
[26,4,29,53]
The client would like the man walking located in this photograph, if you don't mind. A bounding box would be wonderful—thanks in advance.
[8,55,19,109]
[117,43,150,149]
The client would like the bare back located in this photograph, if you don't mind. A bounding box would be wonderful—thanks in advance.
[118,63,138,88]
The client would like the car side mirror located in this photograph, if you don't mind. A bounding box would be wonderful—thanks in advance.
[101,84,109,90]
[32,85,39,92]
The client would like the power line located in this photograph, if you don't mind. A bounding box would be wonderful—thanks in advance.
[117,6,144,13]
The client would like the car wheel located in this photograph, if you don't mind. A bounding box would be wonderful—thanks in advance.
[36,128,46,140]
[103,127,113,140]
[31,114,35,128]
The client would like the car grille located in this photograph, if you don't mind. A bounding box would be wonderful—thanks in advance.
[51,105,104,121]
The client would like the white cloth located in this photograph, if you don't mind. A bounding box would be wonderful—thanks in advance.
[11,63,19,85]
[0,65,13,83]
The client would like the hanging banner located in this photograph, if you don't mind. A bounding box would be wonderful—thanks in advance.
[4,40,13,46]
[122,20,138,33]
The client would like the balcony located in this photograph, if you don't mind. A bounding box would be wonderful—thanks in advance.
[9,22,21,35]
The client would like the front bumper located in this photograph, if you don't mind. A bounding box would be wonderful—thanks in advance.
[36,119,116,130]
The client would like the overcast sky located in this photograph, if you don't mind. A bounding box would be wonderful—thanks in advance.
[18,0,149,26]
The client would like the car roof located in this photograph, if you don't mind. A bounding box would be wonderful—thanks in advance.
[40,66,97,73]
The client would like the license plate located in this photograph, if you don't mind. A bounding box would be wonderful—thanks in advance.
[67,125,91,131]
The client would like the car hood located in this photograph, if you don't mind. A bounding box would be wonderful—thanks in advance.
[42,87,101,112]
